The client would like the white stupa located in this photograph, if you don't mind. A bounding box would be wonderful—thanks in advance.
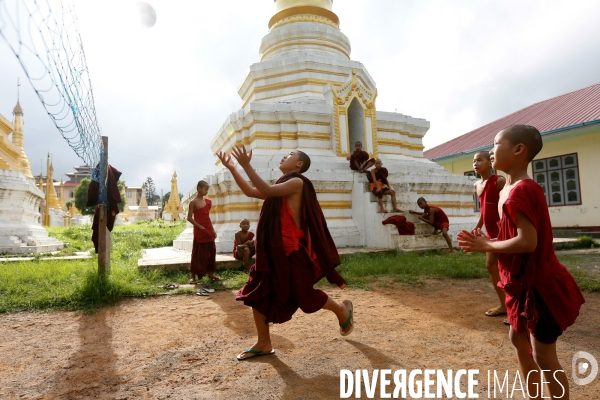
[175,0,477,253]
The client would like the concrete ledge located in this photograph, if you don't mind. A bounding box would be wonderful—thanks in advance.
[0,251,91,263]
[137,246,390,271]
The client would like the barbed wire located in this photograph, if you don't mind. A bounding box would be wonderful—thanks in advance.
[0,0,103,182]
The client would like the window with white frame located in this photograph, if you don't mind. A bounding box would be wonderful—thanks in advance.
[69,190,74,199]
[532,153,581,206]
[126,191,132,198]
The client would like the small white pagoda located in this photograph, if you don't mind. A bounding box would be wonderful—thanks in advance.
[175,0,477,253]
[0,98,63,253]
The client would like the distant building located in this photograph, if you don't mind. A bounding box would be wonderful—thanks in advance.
[64,165,92,183]
[425,82,600,231]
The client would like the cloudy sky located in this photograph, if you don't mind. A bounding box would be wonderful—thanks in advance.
[1,0,599,194]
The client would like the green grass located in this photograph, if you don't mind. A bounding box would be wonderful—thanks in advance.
[1,223,599,313]
[323,250,488,289]
[555,235,599,250]
[0,221,189,313]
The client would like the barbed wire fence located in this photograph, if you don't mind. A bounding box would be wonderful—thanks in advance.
[0,0,106,201]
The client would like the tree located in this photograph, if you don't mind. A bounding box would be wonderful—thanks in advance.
[143,177,156,205]
[74,178,96,215]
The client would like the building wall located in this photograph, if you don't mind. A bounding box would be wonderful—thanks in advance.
[434,126,600,228]
[125,188,142,207]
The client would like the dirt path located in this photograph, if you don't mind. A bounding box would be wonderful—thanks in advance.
[1,279,599,399]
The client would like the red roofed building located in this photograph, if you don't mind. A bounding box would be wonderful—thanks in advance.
[425,82,600,231]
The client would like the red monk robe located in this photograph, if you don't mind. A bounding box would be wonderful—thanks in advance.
[189,199,217,279]
[236,173,346,324]
[233,231,255,260]
[479,174,501,239]
[497,179,584,339]
[349,150,374,171]
[367,167,390,198]
[425,205,449,230]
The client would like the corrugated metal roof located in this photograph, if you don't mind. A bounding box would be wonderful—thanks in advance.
[424,82,600,160]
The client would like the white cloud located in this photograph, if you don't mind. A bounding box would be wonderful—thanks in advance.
[1,0,599,192]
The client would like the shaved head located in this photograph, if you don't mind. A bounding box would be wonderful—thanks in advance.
[475,151,490,160]
[197,180,209,189]
[501,125,543,161]
[296,150,311,173]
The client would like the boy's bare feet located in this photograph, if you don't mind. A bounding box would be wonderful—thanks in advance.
[378,209,386,213]
[392,208,403,212]
[485,306,507,317]
[209,274,221,281]
[188,279,196,284]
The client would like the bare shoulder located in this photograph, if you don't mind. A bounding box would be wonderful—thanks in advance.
[496,175,506,190]
[279,177,303,192]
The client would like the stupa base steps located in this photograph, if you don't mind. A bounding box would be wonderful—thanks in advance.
[0,225,64,254]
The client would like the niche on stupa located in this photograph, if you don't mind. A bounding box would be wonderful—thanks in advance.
[329,69,378,157]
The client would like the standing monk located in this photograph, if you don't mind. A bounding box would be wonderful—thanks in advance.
[472,151,507,320]
[458,125,585,398]
[187,180,220,284]
[216,146,354,361]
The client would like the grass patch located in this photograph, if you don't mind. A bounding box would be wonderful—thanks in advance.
[556,235,599,250]
[569,269,600,292]
[2,222,599,314]
[316,250,489,290]
[0,221,188,313]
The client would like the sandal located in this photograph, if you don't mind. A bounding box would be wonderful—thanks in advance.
[197,288,209,296]
[237,348,275,361]
[340,300,354,337]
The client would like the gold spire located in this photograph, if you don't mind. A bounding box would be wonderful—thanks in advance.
[274,0,333,12]
[270,0,338,29]
[11,88,33,178]
[163,171,184,220]
[12,100,23,116]
[45,153,61,210]
[13,78,23,115]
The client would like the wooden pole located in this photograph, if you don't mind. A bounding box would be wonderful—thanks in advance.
[98,136,111,274]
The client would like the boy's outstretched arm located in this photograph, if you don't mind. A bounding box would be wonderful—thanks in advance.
[231,146,303,198]
[457,210,537,253]
[216,151,266,200]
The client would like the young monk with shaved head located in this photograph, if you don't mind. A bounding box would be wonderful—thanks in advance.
[187,180,220,285]
[472,151,507,321]
[458,125,584,399]
[217,147,354,361]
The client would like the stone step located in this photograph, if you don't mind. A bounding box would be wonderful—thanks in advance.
[383,221,435,236]
[393,234,450,250]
